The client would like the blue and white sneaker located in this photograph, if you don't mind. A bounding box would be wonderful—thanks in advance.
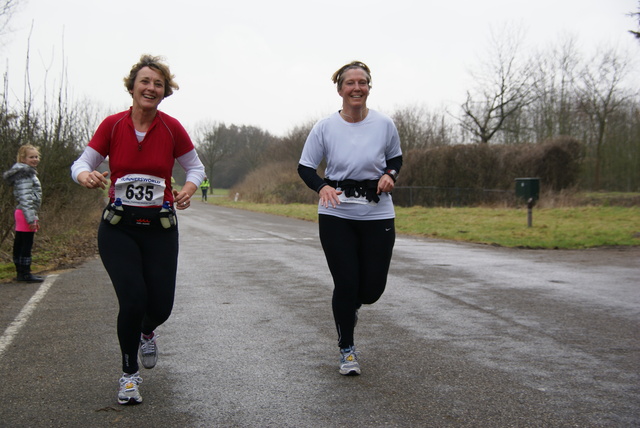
[117,372,143,405]
[339,346,361,376]
[139,333,158,369]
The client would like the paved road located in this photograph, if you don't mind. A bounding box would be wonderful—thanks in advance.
[1,202,638,427]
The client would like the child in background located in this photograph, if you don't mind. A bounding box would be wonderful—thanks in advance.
[3,145,45,283]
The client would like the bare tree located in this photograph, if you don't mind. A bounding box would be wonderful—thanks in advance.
[262,121,314,164]
[629,2,640,42]
[193,121,237,179]
[576,47,634,189]
[0,0,20,41]
[393,105,429,151]
[393,105,454,151]
[458,25,537,143]
[529,36,581,142]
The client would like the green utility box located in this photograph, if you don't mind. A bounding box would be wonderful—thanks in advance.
[515,178,540,201]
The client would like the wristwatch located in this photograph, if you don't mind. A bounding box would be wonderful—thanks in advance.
[384,169,398,182]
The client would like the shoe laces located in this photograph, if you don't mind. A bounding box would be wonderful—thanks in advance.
[140,334,157,355]
[340,346,358,362]
[120,373,142,386]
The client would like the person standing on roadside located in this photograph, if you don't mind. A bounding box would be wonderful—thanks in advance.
[3,145,45,283]
[297,61,402,376]
[200,176,211,201]
[71,55,205,405]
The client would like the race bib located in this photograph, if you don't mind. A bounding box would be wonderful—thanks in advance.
[114,174,166,207]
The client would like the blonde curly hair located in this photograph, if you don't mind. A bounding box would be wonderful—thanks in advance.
[123,54,179,99]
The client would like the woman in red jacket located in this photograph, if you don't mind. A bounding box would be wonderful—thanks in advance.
[71,55,205,405]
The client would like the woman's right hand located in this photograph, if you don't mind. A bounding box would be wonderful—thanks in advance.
[79,171,109,189]
[319,186,342,208]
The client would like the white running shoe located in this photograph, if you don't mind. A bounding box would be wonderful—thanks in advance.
[117,372,143,405]
[339,346,361,376]
[139,333,158,369]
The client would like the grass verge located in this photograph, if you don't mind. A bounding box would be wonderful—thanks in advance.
[0,197,103,283]
[209,196,640,249]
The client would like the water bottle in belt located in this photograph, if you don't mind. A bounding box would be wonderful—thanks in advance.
[159,201,176,229]
[103,198,124,225]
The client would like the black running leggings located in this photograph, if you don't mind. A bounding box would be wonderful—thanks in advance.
[318,214,395,349]
[98,221,179,374]
[13,231,35,265]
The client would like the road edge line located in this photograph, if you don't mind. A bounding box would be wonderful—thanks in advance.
[0,274,59,359]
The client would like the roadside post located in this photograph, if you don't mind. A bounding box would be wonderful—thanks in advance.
[515,178,540,227]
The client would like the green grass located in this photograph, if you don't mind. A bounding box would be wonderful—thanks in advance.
[209,188,229,196]
[208,192,640,249]
[395,205,639,248]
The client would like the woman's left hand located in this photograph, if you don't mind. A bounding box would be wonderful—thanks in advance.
[173,189,191,210]
[377,174,395,194]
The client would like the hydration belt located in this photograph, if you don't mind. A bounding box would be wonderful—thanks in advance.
[102,204,177,230]
[324,178,380,203]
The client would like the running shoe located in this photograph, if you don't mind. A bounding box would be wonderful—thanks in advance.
[139,333,158,369]
[339,346,361,376]
[117,372,143,405]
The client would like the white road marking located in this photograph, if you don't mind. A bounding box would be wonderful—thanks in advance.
[0,274,58,358]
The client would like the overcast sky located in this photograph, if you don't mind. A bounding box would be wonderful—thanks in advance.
[1,0,638,137]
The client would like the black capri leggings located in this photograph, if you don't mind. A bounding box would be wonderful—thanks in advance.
[98,220,179,374]
[318,214,395,349]
[13,231,35,265]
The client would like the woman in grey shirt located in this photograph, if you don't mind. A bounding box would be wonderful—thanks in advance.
[298,61,402,376]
